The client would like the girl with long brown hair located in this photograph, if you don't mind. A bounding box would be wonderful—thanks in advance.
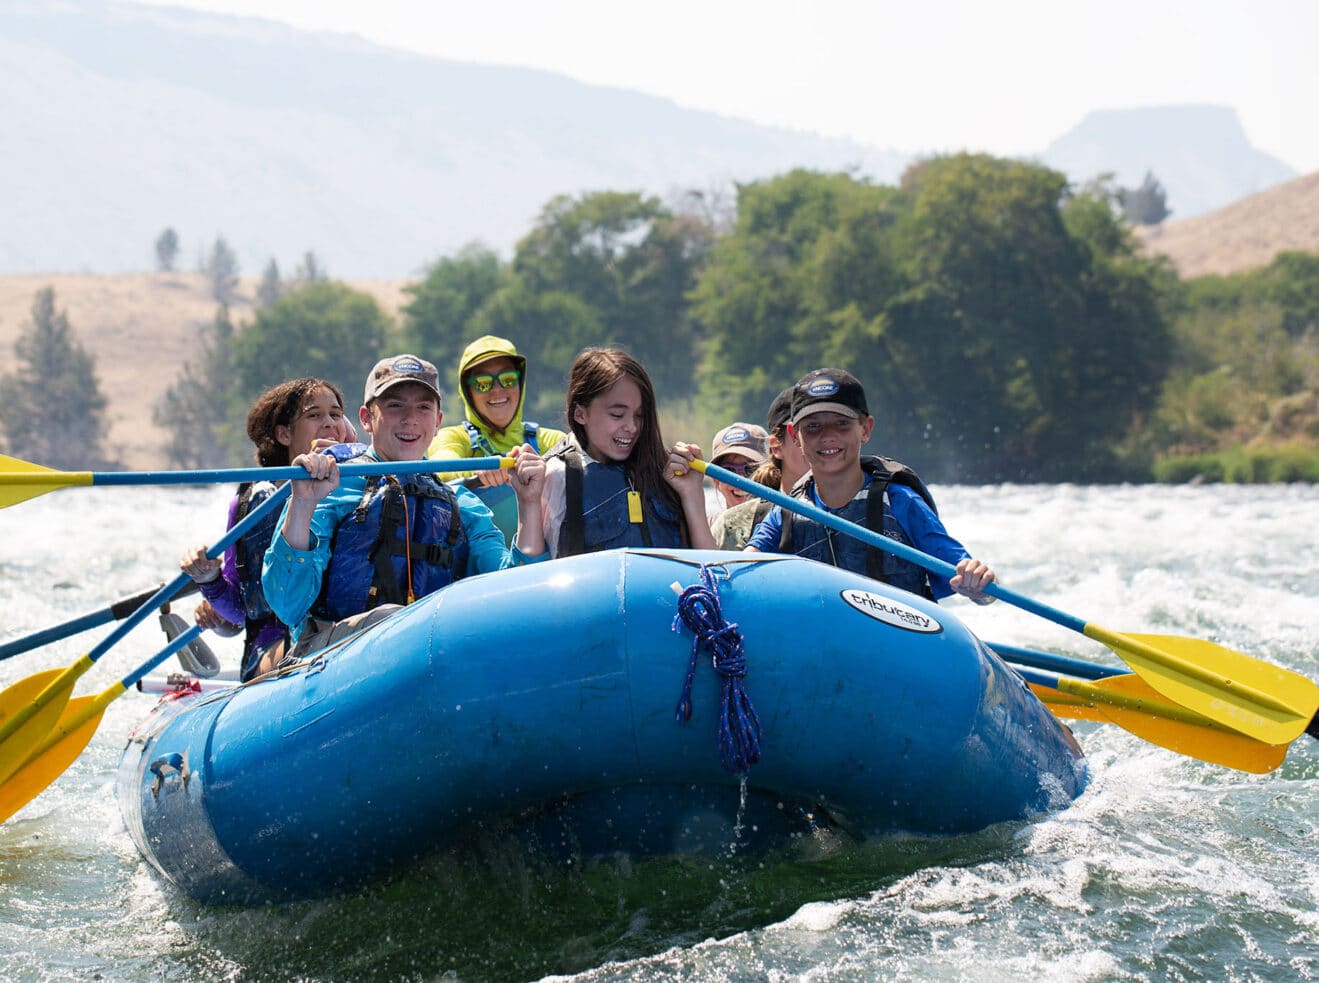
[541,348,714,557]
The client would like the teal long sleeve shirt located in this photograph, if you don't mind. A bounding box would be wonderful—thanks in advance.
[262,473,546,640]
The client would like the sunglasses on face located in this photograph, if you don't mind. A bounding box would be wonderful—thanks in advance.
[466,370,521,393]
[717,462,754,477]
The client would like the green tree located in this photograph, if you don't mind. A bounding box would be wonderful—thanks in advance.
[205,237,241,304]
[0,287,110,468]
[884,154,1170,479]
[400,245,508,369]
[229,281,395,412]
[257,258,283,308]
[514,192,712,399]
[691,170,905,424]
[155,227,180,272]
[295,250,327,284]
[691,159,1173,481]
[1116,171,1171,225]
[153,306,244,467]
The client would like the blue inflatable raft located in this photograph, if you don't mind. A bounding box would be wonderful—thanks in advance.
[117,549,1087,904]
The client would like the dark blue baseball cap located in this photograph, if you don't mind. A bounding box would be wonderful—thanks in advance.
[789,368,868,425]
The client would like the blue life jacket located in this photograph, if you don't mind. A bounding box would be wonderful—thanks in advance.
[780,456,938,599]
[550,441,686,556]
[460,420,541,544]
[317,473,469,621]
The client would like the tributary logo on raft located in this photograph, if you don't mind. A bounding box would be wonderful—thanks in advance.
[840,589,943,634]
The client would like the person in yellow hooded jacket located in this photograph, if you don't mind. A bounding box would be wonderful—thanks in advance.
[430,335,567,542]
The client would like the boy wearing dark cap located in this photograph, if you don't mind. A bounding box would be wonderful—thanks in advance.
[263,354,548,642]
[744,368,996,603]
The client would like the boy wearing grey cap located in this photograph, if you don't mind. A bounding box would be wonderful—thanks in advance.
[263,354,549,644]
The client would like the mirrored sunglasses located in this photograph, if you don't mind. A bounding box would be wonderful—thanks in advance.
[717,461,754,477]
[466,370,521,393]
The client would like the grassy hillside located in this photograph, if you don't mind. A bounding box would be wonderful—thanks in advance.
[1137,171,1319,277]
[0,273,409,469]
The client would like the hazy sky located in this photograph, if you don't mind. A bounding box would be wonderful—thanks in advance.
[139,0,1319,174]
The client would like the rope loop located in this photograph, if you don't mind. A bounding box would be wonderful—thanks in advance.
[671,564,762,773]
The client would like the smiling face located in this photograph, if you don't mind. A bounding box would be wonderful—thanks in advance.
[275,386,347,459]
[792,411,874,478]
[360,382,442,462]
[572,376,644,463]
[712,453,755,507]
[466,355,521,432]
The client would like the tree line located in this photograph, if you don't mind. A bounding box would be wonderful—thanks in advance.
[4,155,1316,482]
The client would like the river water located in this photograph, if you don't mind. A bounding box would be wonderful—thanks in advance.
[0,483,1315,981]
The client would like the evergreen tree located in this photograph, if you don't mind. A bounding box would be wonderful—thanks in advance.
[155,227,180,272]
[257,258,283,308]
[295,251,326,284]
[206,237,241,303]
[0,287,110,468]
[1117,171,1171,225]
[153,306,244,468]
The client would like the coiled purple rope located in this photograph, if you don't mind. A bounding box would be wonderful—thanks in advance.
[672,565,762,773]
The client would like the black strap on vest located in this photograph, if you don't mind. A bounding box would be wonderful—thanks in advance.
[232,482,255,591]
[356,477,462,608]
[779,456,936,584]
[551,443,684,557]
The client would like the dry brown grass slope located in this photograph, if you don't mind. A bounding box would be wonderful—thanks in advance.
[0,273,410,470]
[1137,171,1319,278]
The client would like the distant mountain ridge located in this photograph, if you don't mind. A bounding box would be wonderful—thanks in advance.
[0,1,1302,279]
[0,0,908,278]
[1040,105,1296,220]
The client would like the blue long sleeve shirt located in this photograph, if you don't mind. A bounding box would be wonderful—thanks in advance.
[262,473,545,639]
[744,480,969,600]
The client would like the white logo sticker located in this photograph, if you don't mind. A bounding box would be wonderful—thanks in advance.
[840,589,942,633]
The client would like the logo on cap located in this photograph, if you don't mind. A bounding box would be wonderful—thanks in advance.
[391,356,424,374]
[722,426,750,443]
[805,378,840,397]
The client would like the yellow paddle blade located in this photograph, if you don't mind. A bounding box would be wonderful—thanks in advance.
[0,454,90,508]
[1030,673,1289,774]
[1087,627,1319,746]
[0,669,76,784]
[0,695,104,823]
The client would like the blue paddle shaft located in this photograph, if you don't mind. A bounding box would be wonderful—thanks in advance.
[120,624,205,690]
[0,582,201,663]
[85,483,293,664]
[700,459,1089,632]
[92,457,506,487]
[986,642,1124,680]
